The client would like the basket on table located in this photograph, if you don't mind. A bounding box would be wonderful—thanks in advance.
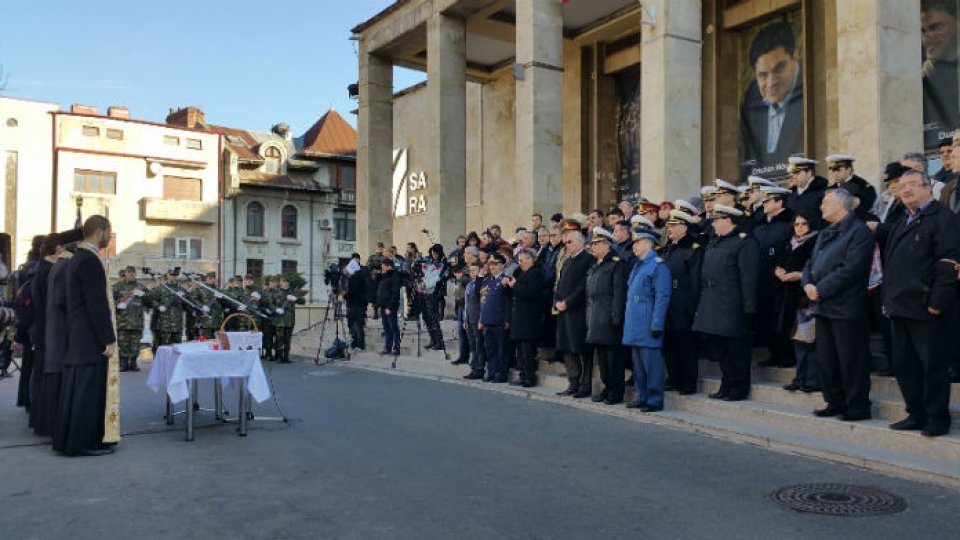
[217,313,259,350]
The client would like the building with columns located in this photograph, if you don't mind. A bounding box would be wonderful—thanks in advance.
[353,0,937,252]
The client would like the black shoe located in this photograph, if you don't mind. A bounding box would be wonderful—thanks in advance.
[451,359,468,365]
[922,424,950,437]
[77,447,115,457]
[640,405,662,412]
[814,405,845,417]
[723,394,747,402]
[556,388,577,396]
[591,393,607,403]
[129,364,140,372]
[604,396,624,405]
[799,386,820,393]
[521,380,536,388]
[708,391,727,400]
[492,377,508,384]
[889,416,925,431]
[572,391,591,399]
[463,371,484,380]
[625,401,647,409]
[840,410,871,422]
[782,383,800,391]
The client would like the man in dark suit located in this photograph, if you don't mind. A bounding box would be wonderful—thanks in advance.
[53,215,117,457]
[740,21,804,178]
[554,221,595,397]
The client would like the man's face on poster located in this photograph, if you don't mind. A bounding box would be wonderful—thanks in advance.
[754,46,799,105]
[922,9,959,63]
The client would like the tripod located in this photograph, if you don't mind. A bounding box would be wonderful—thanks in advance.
[312,287,349,365]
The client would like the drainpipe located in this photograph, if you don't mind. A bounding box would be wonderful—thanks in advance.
[309,193,314,304]
[217,135,223,286]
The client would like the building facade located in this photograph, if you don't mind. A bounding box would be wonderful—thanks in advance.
[353,0,937,251]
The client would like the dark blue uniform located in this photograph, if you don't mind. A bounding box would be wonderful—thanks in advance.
[479,273,511,382]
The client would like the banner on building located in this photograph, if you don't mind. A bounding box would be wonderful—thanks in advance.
[922,0,960,150]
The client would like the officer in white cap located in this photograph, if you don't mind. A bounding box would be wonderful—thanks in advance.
[715,179,754,233]
[753,186,797,368]
[826,153,877,211]
[692,204,760,401]
[786,156,828,225]
[700,186,718,215]
[659,209,703,395]
[585,227,627,405]
[746,176,775,221]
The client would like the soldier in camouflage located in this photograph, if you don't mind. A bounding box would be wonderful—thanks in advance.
[261,275,279,361]
[223,275,251,331]
[190,272,225,340]
[274,275,306,363]
[113,266,146,372]
[147,270,186,352]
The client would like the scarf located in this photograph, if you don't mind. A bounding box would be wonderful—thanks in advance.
[790,230,818,251]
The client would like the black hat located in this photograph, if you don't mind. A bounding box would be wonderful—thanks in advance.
[550,212,563,223]
[57,227,84,246]
[883,162,910,182]
[488,252,506,264]
[381,257,395,267]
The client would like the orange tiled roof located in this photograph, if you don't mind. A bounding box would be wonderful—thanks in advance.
[204,124,264,162]
[299,109,357,158]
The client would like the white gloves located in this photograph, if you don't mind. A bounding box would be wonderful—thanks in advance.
[175,291,185,298]
[133,290,145,297]
[286,295,296,302]
[117,302,127,310]
[238,305,247,312]
[251,291,261,300]
[275,308,285,315]
[214,292,224,299]
[158,306,167,313]
[202,306,210,313]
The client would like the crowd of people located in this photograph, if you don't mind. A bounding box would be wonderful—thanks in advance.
[345,148,960,437]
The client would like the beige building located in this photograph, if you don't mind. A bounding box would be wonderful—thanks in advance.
[354,0,935,251]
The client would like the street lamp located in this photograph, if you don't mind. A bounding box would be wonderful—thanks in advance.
[75,194,84,228]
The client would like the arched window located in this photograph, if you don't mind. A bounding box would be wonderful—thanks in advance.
[281,205,297,238]
[264,146,282,174]
[247,201,264,237]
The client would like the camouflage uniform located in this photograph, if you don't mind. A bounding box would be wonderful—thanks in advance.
[147,282,185,351]
[260,285,279,360]
[113,280,146,371]
[190,284,225,340]
[273,287,306,363]
[224,285,252,331]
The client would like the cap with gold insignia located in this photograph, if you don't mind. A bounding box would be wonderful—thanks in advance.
[711,204,744,218]
[636,199,660,214]
[666,209,698,226]
[559,217,582,232]
[675,199,700,215]
[761,186,792,201]
[788,156,818,173]
[700,186,718,201]
[714,179,739,194]
[747,175,775,189]
[632,226,661,243]
[590,227,614,244]
[738,185,751,200]
[826,154,855,170]
[629,214,655,230]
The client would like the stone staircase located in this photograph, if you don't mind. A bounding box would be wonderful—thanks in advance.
[292,317,960,487]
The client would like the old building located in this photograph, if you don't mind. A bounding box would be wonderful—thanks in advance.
[353,0,935,251]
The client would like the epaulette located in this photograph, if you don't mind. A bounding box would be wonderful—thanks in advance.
[655,257,664,263]
[611,256,621,262]
[739,233,747,239]
[692,243,700,249]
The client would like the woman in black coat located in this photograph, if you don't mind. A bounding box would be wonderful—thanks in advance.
[773,212,820,392]
[506,250,544,387]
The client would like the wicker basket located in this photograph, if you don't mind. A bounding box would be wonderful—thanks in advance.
[217,313,259,350]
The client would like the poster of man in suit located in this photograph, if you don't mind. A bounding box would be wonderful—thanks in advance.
[739,17,804,180]
[922,0,960,150]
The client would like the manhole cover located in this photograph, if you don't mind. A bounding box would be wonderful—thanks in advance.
[770,484,907,516]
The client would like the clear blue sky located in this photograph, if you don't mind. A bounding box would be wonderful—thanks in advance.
[0,0,424,134]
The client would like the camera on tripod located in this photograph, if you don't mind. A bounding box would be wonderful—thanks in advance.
[323,262,342,294]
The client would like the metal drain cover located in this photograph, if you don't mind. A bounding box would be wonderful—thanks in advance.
[770,484,907,516]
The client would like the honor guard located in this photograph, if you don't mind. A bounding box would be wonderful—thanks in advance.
[190,272,225,340]
[273,275,305,363]
[261,276,280,361]
[147,269,186,351]
[113,266,146,372]
[224,275,250,330]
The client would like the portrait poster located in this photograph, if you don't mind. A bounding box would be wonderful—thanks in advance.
[921,0,960,150]
[738,14,804,180]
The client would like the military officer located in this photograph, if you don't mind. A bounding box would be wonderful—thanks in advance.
[753,186,796,367]
[692,204,761,401]
[786,156,829,226]
[273,275,305,363]
[147,270,186,352]
[113,266,146,371]
[261,275,280,361]
[659,209,703,395]
[190,272,225,340]
[585,227,628,405]
[224,275,251,330]
[826,154,877,212]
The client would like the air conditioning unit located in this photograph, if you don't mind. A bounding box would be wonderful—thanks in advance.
[319,219,331,230]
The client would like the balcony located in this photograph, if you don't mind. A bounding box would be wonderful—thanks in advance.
[141,198,217,224]
[337,190,356,205]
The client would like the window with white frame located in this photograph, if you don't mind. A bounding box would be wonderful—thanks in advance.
[264,146,282,174]
[162,237,203,260]
[333,210,355,241]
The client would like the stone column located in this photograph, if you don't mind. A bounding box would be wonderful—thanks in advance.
[427,14,467,246]
[836,0,921,186]
[640,0,703,202]
[357,46,393,254]
[516,0,564,219]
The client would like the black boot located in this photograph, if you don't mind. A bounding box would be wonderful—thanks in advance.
[129,358,140,372]
[119,358,130,372]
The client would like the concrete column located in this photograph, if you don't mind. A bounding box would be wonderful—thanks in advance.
[640,0,702,202]
[516,0,564,219]
[427,14,467,246]
[836,0,921,186]
[357,47,393,255]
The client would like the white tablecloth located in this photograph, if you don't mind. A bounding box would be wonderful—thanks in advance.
[222,332,262,351]
[147,344,271,404]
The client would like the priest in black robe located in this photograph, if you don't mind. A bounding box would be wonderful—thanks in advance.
[53,216,116,457]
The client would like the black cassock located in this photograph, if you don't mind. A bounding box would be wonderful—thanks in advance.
[28,259,53,435]
[41,258,71,437]
[53,247,116,456]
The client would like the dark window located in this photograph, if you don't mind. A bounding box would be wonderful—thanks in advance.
[333,210,355,241]
[281,205,297,238]
[247,201,264,237]
[338,164,356,190]
[281,260,297,275]
[246,259,264,279]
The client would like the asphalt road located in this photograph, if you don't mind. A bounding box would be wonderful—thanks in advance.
[1,360,958,539]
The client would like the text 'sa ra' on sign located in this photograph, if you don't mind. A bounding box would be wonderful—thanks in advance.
[392,148,428,217]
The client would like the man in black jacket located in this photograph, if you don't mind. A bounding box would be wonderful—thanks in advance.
[376,258,402,355]
[693,205,760,401]
[585,228,627,404]
[660,209,703,395]
[826,154,878,214]
[554,223,594,397]
[341,256,368,352]
[753,186,796,367]
[53,215,116,457]
[880,169,960,437]
[802,189,875,421]
[786,156,828,226]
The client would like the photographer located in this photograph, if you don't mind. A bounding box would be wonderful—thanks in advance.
[339,255,369,352]
[418,244,451,350]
